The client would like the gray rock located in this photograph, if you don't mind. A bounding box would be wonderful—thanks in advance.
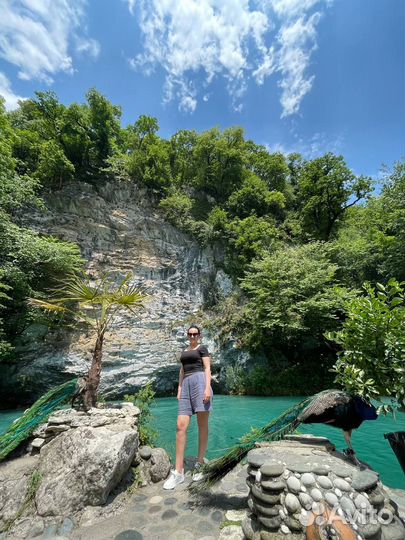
[257,515,281,530]
[139,446,152,460]
[218,525,245,540]
[286,476,301,493]
[30,438,46,449]
[359,523,381,540]
[313,466,330,475]
[36,423,138,516]
[368,489,385,509]
[247,466,259,478]
[252,500,282,517]
[289,463,313,474]
[247,453,267,469]
[317,476,333,489]
[310,488,322,502]
[251,485,281,505]
[354,494,370,510]
[333,478,351,492]
[380,519,405,540]
[352,471,379,491]
[241,514,260,540]
[340,496,356,516]
[285,494,300,514]
[325,492,338,506]
[298,493,313,510]
[58,517,75,536]
[260,463,284,477]
[301,473,316,487]
[284,516,303,532]
[332,464,355,478]
[260,479,285,492]
[149,448,171,482]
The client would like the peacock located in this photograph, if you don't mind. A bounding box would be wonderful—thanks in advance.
[189,389,378,493]
[0,378,79,462]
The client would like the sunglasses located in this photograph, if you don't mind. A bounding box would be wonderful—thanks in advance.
[187,332,199,337]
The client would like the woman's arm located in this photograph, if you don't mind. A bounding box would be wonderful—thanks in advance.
[202,356,211,403]
[177,365,184,399]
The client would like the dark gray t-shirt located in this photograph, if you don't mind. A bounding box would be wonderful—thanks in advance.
[180,345,210,377]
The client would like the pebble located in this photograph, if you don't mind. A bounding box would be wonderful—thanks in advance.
[218,525,245,540]
[289,463,312,473]
[149,495,163,504]
[351,471,378,491]
[247,452,267,469]
[335,488,342,497]
[301,473,316,486]
[285,493,301,513]
[298,493,313,510]
[252,485,281,505]
[317,476,333,489]
[333,478,351,492]
[340,496,356,516]
[284,516,303,532]
[260,463,284,477]
[225,510,246,522]
[161,509,178,520]
[310,488,322,502]
[286,476,301,493]
[252,500,281,517]
[258,516,281,530]
[325,492,338,506]
[260,479,286,492]
[313,466,330,475]
[139,446,152,460]
[241,515,260,540]
[359,523,381,539]
[354,494,370,510]
[280,524,291,534]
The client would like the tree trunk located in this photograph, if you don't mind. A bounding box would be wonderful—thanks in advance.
[83,331,105,410]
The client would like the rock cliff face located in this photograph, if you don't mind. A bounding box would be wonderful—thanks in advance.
[1,179,252,405]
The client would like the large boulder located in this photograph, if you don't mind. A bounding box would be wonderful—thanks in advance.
[35,423,138,517]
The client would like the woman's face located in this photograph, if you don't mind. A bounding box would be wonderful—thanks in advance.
[187,327,200,344]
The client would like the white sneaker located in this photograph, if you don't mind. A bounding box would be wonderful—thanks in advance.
[163,469,185,490]
[192,461,204,482]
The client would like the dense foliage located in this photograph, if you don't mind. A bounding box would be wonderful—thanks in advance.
[1,88,404,397]
[327,279,405,412]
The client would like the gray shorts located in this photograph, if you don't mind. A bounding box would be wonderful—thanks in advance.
[178,371,213,416]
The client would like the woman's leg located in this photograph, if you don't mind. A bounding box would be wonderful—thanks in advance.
[196,411,209,464]
[175,414,190,472]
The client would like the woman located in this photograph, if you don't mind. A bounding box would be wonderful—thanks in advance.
[163,324,213,490]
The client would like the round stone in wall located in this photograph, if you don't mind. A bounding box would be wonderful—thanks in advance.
[351,471,379,492]
[325,492,338,506]
[260,463,284,477]
[285,493,301,514]
[301,473,316,486]
[260,479,286,492]
[310,488,322,502]
[286,476,301,493]
[317,476,333,489]
[333,478,351,492]
[298,493,313,510]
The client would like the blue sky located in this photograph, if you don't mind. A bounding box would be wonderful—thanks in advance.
[0,0,404,180]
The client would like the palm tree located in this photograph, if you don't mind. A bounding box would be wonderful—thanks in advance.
[28,271,148,409]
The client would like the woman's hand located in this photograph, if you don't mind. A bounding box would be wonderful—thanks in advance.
[203,389,211,404]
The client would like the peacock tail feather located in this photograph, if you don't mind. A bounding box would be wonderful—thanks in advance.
[0,378,79,462]
[188,393,316,494]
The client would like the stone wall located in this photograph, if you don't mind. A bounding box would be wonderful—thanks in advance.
[242,438,405,540]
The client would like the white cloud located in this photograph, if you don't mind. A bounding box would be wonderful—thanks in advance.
[0,71,26,110]
[128,0,331,116]
[268,131,344,159]
[0,0,100,83]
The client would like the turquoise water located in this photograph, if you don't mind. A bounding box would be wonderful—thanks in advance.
[1,395,404,489]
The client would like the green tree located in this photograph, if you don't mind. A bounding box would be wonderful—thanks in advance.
[297,153,372,240]
[35,140,75,189]
[327,279,405,413]
[247,144,289,192]
[226,174,285,219]
[238,243,350,350]
[29,272,148,408]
